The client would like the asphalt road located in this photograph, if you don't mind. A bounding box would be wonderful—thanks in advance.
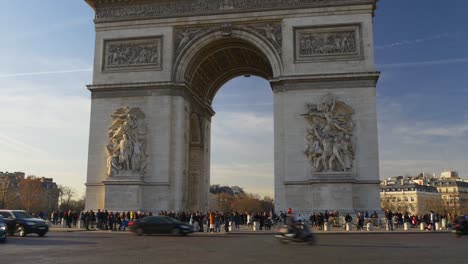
[2,231,467,264]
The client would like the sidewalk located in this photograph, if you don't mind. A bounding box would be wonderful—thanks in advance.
[49,225,453,235]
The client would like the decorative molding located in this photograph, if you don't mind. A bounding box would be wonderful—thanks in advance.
[284,179,381,185]
[174,21,282,61]
[302,93,355,173]
[103,36,162,72]
[270,71,380,91]
[284,179,355,185]
[87,0,378,22]
[294,24,363,63]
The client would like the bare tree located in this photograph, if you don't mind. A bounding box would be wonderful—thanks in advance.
[58,185,76,211]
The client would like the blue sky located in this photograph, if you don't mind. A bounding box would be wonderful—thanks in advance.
[0,0,467,198]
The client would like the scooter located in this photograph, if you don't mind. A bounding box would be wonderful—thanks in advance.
[275,223,316,245]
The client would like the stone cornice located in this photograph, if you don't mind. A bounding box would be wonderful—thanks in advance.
[284,179,381,185]
[270,71,380,92]
[87,81,216,116]
[85,0,378,23]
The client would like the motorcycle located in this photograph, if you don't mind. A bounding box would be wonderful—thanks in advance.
[453,215,468,238]
[275,223,316,245]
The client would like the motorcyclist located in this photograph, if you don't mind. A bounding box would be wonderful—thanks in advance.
[286,208,302,238]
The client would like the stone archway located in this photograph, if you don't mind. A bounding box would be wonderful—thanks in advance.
[174,29,280,212]
[84,0,381,215]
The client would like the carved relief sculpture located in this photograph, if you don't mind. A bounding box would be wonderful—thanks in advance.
[302,94,355,173]
[93,0,372,22]
[174,21,282,60]
[106,106,148,177]
[103,37,162,72]
[295,24,362,62]
[245,22,282,53]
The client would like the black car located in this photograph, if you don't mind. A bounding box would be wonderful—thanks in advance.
[0,210,49,237]
[454,215,468,237]
[0,215,7,242]
[129,216,194,236]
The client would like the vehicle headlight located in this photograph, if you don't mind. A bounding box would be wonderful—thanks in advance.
[26,221,37,225]
[0,225,6,230]
[180,225,192,230]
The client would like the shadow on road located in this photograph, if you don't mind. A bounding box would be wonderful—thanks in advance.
[6,237,97,246]
[315,244,425,249]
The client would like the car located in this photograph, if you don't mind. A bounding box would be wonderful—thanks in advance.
[0,215,7,242]
[453,215,468,238]
[129,216,194,236]
[0,210,49,237]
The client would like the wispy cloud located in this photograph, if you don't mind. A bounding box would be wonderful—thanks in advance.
[212,112,273,135]
[6,17,90,41]
[377,57,468,69]
[375,32,457,50]
[380,159,454,178]
[211,111,274,196]
[394,122,468,138]
[0,68,93,78]
[0,134,47,155]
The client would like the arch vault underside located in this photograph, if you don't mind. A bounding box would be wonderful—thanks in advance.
[84,0,381,214]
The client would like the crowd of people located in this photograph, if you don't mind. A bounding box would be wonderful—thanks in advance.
[38,208,462,232]
[45,210,279,232]
[383,209,456,231]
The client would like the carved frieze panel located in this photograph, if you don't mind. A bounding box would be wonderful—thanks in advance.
[106,106,148,177]
[294,24,362,63]
[302,94,355,174]
[103,37,162,72]
[92,0,376,22]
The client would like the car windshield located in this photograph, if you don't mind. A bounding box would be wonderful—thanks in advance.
[0,216,4,224]
[13,211,35,219]
[162,217,178,223]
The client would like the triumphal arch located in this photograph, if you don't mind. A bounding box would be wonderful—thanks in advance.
[84,0,381,214]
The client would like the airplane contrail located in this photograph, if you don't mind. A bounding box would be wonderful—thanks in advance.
[375,32,454,50]
[0,68,93,78]
[0,134,47,155]
[377,57,468,69]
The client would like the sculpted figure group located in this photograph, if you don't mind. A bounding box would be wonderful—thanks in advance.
[299,31,356,56]
[107,43,159,67]
[303,94,355,172]
[106,106,148,177]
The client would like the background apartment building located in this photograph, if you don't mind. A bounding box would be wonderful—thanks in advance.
[380,170,468,215]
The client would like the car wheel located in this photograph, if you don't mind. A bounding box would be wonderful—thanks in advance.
[171,228,180,236]
[136,227,144,236]
[16,226,26,237]
[307,236,316,246]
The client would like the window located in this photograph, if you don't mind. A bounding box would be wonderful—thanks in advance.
[0,212,13,219]
[404,197,408,202]
[411,197,415,202]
